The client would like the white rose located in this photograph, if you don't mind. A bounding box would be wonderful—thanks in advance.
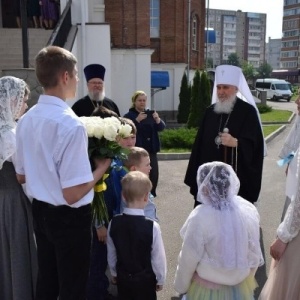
[80,117,94,137]
[102,117,121,140]
[79,116,105,138]
[109,116,122,128]
[94,125,104,139]
[118,124,132,138]
[85,123,95,137]
[103,123,119,141]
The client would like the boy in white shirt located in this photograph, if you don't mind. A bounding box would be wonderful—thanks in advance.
[107,171,166,300]
[15,46,110,299]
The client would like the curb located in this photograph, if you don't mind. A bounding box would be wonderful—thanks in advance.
[158,113,296,161]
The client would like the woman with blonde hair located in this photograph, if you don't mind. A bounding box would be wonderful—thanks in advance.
[123,90,165,197]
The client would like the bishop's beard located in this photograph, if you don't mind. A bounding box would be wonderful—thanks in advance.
[214,94,237,114]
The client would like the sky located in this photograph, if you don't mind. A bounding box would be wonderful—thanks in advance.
[208,0,284,41]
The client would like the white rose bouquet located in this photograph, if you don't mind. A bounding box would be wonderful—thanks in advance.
[80,116,132,223]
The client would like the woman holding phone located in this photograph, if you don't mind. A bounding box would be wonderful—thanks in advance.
[123,90,166,197]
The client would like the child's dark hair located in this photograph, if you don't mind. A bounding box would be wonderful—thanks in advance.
[92,106,119,118]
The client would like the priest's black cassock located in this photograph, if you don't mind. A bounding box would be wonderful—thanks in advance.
[72,95,120,117]
[184,98,264,204]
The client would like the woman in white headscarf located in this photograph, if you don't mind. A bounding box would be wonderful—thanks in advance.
[174,161,264,300]
[0,76,37,300]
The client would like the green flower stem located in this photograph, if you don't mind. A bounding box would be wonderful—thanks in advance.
[92,191,109,225]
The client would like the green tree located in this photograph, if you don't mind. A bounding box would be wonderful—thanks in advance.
[205,57,214,68]
[177,71,191,123]
[187,70,211,128]
[227,53,240,67]
[242,61,258,87]
[187,70,201,128]
[242,61,255,81]
[199,71,211,123]
[257,62,273,78]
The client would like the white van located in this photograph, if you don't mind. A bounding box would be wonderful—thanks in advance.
[255,78,292,102]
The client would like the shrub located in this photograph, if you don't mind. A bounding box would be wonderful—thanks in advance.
[187,70,201,128]
[177,72,191,123]
[159,127,197,149]
[187,70,211,128]
[257,103,273,114]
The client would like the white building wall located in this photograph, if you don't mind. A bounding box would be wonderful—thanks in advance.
[66,24,111,107]
[63,0,179,117]
[151,63,186,116]
[111,49,153,116]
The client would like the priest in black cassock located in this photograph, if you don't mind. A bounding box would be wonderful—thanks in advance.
[185,65,265,206]
[72,64,120,117]
[72,64,120,300]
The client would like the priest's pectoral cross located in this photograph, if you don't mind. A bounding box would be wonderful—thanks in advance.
[214,133,222,149]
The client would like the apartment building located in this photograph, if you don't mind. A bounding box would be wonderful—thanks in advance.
[280,0,300,69]
[266,38,281,70]
[206,8,266,68]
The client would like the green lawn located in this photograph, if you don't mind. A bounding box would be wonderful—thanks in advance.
[263,125,282,137]
[291,94,298,101]
[160,148,191,153]
[160,125,282,153]
[160,107,294,153]
[260,110,292,123]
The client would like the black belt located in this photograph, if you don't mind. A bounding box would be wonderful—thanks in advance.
[33,198,91,212]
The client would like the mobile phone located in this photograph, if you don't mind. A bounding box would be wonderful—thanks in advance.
[145,110,155,117]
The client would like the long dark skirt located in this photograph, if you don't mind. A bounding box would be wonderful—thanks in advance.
[0,161,37,300]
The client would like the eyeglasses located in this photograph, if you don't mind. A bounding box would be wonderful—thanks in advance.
[88,81,103,86]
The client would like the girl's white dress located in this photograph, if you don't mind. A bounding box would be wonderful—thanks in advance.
[259,148,300,300]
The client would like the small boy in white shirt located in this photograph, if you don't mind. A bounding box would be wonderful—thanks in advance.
[107,171,167,300]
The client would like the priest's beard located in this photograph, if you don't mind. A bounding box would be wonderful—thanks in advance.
[214,94,237,114]
[89,88,105,101]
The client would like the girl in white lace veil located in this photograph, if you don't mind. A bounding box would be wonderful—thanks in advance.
[0,76,37,300]
[174,161,263,299]
[195,161,262,270]
[0,76,28,169]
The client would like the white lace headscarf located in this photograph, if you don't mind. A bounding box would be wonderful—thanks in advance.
[0,76,26,169]
[192,161,264,270]
[196,161,240,209]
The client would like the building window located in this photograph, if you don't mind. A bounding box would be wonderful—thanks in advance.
[192,16,198,50]
[284,0,300,5]
[150,0,160,38]
[283,29,299,37]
